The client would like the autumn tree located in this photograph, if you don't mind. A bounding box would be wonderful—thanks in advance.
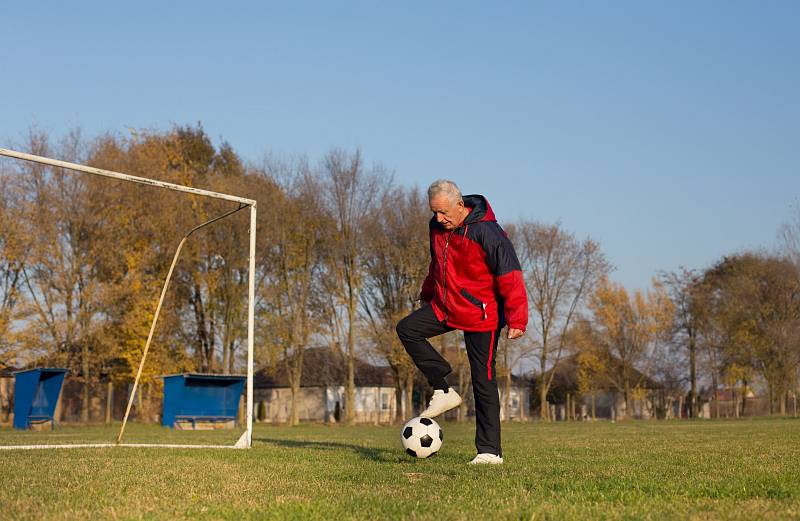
[9,130,125,421]
[588,277,674,417]
[701,253,800,415]
[570,317,608,420]
[0,163,26,366]
[75,126,258,418]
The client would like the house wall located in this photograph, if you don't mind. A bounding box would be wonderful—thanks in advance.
[499,386,531,421]
[254,387,327,423]
[577,391,656,420]
[254,385,397,424]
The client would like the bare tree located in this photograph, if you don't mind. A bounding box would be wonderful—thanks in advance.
[780,199,800,270]
[258,156,325,425]
[512,221,610,420]
[360,186,429,422]
[11,130,118,421]
[321,149,389,424]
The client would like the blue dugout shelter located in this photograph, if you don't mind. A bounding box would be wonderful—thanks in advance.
[161,373,245,429]
[13,368,68,430]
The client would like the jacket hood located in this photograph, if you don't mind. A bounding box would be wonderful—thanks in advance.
[463,194,496,225]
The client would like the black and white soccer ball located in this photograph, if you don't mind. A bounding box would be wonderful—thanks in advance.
[401,416,443,458]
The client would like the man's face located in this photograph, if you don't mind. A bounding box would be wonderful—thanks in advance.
[429,195,466,230]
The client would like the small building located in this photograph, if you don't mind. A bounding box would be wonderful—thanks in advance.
[495,374,533,421]
[13,368,68,429]
[254,347,397,424]
[699,387,768,418]
[538,354,664,420]
[161,373,245,429]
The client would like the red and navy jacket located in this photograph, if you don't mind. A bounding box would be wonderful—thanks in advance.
[420,194,528,333]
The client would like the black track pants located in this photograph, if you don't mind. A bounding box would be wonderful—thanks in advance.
[396,304,503,457]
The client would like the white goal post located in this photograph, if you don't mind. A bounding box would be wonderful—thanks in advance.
[0,147,257,450]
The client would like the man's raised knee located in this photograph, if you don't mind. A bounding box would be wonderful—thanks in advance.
[396,316,411,340]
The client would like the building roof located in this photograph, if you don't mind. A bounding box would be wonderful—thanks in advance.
[160,373,246,380]
[255,346,395,389]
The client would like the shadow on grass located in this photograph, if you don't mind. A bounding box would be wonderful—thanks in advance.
[256,437,401,462]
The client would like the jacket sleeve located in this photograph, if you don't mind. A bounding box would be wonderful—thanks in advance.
[482,223,528,331]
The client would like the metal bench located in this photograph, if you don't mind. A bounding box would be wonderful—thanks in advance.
[173,414,236,430]
[26,415,55,430]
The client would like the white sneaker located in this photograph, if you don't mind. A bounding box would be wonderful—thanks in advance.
[469,453,504,465]
[419,389,462,418]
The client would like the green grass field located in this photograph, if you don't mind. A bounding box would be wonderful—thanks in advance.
[2,418,799,520]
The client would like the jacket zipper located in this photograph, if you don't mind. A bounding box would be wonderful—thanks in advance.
[442,231,453,321]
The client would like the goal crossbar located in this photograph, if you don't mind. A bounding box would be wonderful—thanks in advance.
[0,147,257,450]
[0,148,256,206]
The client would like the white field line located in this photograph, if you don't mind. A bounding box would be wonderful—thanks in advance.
[0,443,245,450]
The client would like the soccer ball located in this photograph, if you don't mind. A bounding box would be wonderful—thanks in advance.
[401,416,443,458]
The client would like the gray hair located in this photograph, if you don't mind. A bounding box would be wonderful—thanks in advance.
[427,179,463,204]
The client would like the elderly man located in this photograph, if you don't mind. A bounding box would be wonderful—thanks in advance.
[396,179,528,465]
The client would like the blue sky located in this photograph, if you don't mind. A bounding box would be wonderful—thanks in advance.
[2,1,798,291]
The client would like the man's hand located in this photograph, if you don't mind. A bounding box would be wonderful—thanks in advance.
[506,328,524,340]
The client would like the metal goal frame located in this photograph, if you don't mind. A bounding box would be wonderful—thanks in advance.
[0,148,256,450]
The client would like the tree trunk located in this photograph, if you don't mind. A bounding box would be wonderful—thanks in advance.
[624,375,631,420]
[539,381,548,421]
[137,382,144,421]
[105,381,113,424]
[290,379,301,426]
[538,328,550,419]
[374,387,380,425]
[566,393,571,421]
[740,380,748,417]
[591,391,596,420]
[768,383,774,415]
[395,368,404,423]
[780,389,787,416]
[82,343,90,423]
[689,335,697,418]
[289,348,304,426]
[345,287,357,425]
[458,356,467,423]
[405,368,414,418]
[503,341,511,421]
[457,346,471,422]
[222,338,230,375]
